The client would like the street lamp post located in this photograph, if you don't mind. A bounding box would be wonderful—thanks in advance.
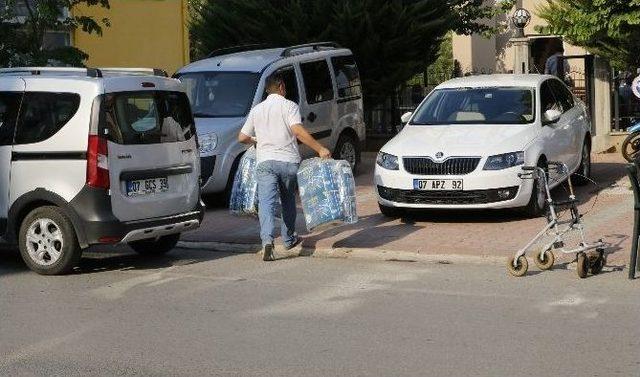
[512,8,531,38]
[510,8,532,74]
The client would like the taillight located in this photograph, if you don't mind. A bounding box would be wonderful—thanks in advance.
[87,135,110,189]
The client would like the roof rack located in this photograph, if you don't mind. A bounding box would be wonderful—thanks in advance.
[0,67,103,77]
[0,67,169,78]
[98,68,168,77]
[281,42,341,57]
[207,44,269,59]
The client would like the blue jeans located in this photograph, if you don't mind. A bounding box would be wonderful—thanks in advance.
[256,160,299,247]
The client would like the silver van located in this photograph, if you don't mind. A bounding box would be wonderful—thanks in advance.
[0,67,203,275]
[175,42,366,200]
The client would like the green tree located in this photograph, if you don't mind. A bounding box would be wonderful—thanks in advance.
[190,0,513,106]
[0,0,110,67]
[537,0,640,69]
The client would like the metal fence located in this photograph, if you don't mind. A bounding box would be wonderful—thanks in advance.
[365,71,452,142]
[612,71,640,132]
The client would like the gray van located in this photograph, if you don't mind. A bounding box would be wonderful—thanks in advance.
[175,42,366,199]
[0,67,203,275]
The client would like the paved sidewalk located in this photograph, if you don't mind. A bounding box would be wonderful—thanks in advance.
[183,152,634,268]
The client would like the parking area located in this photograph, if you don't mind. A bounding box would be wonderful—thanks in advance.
[184,152,634,267]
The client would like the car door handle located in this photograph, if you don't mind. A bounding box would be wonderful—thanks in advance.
[307,112,317,123]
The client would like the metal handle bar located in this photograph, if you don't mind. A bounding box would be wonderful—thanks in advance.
[547,161,569,174]
[519,166,546,180]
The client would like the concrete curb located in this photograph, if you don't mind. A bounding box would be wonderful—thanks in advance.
[175,240,614,274]
[177,240,509,266]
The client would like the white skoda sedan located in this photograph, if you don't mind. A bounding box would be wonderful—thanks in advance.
[375,74,592,217]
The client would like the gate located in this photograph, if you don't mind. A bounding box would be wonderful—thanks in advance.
[559,55,595,126]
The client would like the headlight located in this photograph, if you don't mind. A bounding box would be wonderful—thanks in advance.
[198,133,218,155]
[483,151,525,170]
[376,151,399,170]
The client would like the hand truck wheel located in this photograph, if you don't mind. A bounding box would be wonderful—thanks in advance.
[534,249,555,271]
[576,252,589,279]
[507,256,528,277]
[590,249,605,275]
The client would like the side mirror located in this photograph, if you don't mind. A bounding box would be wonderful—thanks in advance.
[400,111,413,124]
[543,109,562,125]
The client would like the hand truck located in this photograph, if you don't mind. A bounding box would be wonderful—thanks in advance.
[507,161,605,278]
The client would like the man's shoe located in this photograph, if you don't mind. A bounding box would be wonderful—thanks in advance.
[263,244,275,261]
[284,236,301,251]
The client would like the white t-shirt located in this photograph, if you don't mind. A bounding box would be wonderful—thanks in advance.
[240,94,302,164]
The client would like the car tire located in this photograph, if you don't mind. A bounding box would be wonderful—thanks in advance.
[572,141,591,186]
[333,134,360,174]
[223,152,244,205]
[379,203,403,218]
[621,132,640,162]
[202,153,244,209]
[202,194,223,208]
[129,234,180,256]
[522,160,548,218]
[18,206,82,275]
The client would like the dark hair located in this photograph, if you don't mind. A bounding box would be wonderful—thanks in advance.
[265,72,285,93]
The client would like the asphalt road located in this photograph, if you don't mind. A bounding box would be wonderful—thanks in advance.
[1,247,638,377]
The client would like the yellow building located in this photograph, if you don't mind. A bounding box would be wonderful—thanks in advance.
[72,0,190,75]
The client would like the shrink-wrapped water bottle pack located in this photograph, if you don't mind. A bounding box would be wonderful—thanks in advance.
[297,158,358,231]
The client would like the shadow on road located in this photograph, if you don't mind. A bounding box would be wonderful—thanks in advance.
[0,247,27,277]
[296,214,425,254]
[0,246,236,277]
[77,246,235,275]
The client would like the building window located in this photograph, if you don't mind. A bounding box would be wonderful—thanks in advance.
[43,31,71,49]
[0,1,71,49]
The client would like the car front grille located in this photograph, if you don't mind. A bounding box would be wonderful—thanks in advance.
[403,157,480,176]
[377,185,519,205]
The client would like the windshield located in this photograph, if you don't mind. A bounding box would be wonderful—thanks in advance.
[411,87,535,125]
[178,72,260,118]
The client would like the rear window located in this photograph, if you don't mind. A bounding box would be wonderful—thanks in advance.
[15,92,80,144]
[300,60,334,104]
[100,91,196,145]
[331,55,362,99]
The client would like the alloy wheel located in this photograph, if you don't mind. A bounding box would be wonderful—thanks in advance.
[340,141,357,170]
[25,218,64,266]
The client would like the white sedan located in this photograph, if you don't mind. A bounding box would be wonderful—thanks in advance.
[375,74,592,217]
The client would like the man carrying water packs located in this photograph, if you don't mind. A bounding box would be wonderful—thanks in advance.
[238,72,331,261]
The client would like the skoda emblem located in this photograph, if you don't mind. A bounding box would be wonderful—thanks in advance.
[435,152,444,159]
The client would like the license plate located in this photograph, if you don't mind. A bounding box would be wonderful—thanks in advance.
[126,177,169,196]
[413,179,463,191]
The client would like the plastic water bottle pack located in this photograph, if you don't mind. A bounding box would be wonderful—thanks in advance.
[229,147,281,218]
[297,158,358,231]
[229,147,259,217]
